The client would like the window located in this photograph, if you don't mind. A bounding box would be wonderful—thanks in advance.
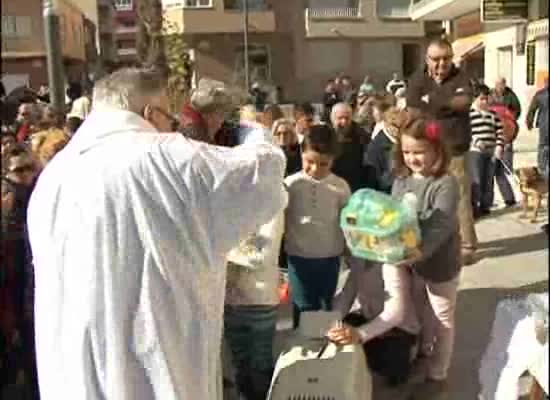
[224,0,269,11]
[234,44,271,83]
[377,0,412,19]
[114,0,133,11]
[1,16,31,38]
[183,0,212,7]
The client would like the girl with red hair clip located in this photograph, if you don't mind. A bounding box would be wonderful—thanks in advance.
[391,109,461,398]
[328,109,461,395]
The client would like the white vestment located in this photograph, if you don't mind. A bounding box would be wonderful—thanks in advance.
[27,108,287,400]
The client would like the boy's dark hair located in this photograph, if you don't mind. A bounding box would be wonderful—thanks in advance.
[301,124,338,156]
[65,116,84,134]
[294,102,315,116]
[474,83,490,98]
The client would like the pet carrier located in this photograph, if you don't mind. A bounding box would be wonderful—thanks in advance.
[267,311,372,400]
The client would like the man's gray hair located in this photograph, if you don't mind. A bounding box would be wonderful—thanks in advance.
[92,68,167,113]
[331,102,353,118]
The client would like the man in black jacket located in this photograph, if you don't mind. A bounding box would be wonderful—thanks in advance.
[526,78,549,234]
[330,102,370,193]
[406,37,477,267]
[322,79,341,122]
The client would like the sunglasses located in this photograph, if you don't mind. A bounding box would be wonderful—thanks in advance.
[9,165,34,174]
[274,130,294,136]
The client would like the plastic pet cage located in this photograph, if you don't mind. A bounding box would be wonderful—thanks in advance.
[267,311,372,400]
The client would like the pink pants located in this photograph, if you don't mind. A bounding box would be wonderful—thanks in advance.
[412,272,460,381]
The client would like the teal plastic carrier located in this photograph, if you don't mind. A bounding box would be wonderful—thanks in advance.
[340,189,421,263]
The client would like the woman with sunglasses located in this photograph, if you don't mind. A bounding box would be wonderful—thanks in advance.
[1,143,39,397]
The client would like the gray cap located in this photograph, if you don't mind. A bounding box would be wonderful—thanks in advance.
[190,78,243,114]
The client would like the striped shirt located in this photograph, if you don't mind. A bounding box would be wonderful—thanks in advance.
[469,108,504,153]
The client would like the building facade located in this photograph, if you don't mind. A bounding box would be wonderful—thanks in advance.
[163,0,428,102]
[1,0,90,92]
[113,0,139,66]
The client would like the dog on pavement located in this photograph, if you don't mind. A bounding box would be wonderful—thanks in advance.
[516,167,548,223]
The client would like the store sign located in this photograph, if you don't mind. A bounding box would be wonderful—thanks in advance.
[526,40,536,86]
[481,0,528,23]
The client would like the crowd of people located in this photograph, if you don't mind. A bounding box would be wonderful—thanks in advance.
[0,37,547,400]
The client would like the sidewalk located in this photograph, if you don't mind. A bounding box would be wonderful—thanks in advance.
[374,203,548,399]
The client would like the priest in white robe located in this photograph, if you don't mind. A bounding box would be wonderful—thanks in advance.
[27,68,287,400]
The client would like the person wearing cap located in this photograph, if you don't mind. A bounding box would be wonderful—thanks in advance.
[26,68,287,400]
[179,78,236,144]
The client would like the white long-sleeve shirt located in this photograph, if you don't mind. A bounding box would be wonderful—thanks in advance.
[27,108,287,400]
[333,260,420,342]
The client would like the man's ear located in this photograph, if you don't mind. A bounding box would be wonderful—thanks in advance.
[142,104,153,121]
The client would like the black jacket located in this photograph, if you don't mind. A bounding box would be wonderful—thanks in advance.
[332,122,370,193]
[406,66,473,156]
[526,86,549,146]
[364,131,395,194]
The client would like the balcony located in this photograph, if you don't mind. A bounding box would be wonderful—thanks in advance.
[527,18,549,40]
[163,1,275,34]
[305,1,425,38]
[409,0,479,21]
[308,7,360,19]
[118,47,137,56]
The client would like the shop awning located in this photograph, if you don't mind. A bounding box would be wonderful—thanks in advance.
[452,34,484,63]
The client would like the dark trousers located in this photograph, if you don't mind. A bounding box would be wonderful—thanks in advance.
[343,313,417,386]
[469,151,496,212]
[224,305,278,400]
[287,255,340,328]
[490,144,516,205]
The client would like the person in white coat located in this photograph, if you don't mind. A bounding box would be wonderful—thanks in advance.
[26,67,287,400]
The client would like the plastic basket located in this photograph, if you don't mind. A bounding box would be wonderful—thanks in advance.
[340,189,421,263]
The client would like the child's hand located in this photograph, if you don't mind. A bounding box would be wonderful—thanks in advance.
[394,247,422,268]
[326,322,363,345]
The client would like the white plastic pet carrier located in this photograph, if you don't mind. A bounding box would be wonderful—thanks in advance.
[267,311,372,400]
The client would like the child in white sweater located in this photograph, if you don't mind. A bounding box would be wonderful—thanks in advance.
[284,125,351,327]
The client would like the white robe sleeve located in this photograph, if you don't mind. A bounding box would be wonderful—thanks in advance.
[193,141,288,256]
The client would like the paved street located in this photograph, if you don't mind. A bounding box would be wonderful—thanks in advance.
[224,129,548,400]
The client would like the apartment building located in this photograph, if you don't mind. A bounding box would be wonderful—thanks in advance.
[411,0,549,125]
[113,0,139,66]
[97,0,118,74]
[294,0,426,100]
[163,0,428,102]
[1,0,91,92]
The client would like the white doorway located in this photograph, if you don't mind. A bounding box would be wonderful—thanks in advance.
[497,46,514,87]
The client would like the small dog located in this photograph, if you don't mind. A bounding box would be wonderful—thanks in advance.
[516,167,548,223]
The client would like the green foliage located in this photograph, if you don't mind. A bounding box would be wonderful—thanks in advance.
[162,19,193,112]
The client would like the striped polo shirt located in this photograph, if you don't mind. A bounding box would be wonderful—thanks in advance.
[469,108,504,153]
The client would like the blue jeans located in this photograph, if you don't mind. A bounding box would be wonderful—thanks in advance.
[469,151,496,211]
[287,255,340,328]
[224,305,278,400]
[490,144,516,205]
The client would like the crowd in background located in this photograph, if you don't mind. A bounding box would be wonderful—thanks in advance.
[0,36,548,400]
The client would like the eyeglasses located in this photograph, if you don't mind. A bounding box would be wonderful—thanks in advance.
[150,106,180,130]
[427,55,453,63]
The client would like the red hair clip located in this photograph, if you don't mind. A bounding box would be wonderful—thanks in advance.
[425,121,442,142]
